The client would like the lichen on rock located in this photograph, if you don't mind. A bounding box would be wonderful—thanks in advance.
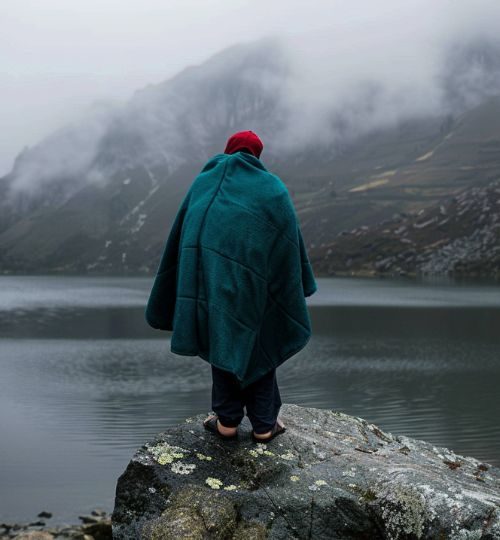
[377,481,427,539]
[140,485,263,540]
[146,441,188,465]
[112,404,500,539]
[205,477,224,490]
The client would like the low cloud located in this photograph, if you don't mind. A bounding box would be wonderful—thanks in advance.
[4,0,500,196]
[7,102,117,199]
[273,0,500,150]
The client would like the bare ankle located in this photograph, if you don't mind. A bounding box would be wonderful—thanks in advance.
[217,419,237,435]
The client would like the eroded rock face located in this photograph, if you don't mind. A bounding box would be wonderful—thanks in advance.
[112,404,500,539]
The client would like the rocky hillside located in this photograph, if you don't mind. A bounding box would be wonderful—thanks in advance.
[112,404,500,539]
[1,37,500,276]
[313,178,500,278]
[0,37,289,274]
[299,94,500,278]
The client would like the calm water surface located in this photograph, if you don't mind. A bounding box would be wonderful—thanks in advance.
[0,275,499,524]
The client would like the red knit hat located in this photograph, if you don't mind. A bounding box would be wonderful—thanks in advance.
[224,130,264,158]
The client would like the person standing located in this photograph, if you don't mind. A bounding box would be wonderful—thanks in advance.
[145,130,317,442]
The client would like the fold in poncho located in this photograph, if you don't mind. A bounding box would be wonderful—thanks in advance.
[145,150,317,387]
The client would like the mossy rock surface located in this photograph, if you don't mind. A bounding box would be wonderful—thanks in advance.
[112,403,500,539]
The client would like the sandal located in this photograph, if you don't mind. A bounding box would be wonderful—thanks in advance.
[252,420,286,443]
[203,415,238,440]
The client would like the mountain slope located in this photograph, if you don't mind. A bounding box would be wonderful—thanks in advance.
[1,38,500,276]
[312,177,500,278]
[287,95,500,252]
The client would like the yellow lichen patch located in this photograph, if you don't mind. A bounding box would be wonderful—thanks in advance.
[224,485,238,491]
[349,179,389,193]
[196,452,213,461]
[308,479,328,492]
[248,444,275,458]
[280,451,295,461]
[290,475,300,482]
[148,441,188,465]
[158,453,175,465]
[205,477,223,489]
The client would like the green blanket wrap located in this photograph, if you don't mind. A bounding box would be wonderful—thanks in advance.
[145,151,317,387]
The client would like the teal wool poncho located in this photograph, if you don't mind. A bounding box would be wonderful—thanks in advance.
[145,150,318,387]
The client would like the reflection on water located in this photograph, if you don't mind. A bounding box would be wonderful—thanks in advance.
[0,275,499,524]
[0,275,149,311]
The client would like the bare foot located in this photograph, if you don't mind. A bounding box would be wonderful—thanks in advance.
[204,415,237,437]
[253,417,285,440]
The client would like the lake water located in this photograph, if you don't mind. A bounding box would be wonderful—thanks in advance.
[0,275,499,524]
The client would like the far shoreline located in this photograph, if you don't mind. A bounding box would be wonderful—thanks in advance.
[0,508,112,538]
[1,270,500,284]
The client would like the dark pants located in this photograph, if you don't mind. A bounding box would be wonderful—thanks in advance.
[211,365,282,434]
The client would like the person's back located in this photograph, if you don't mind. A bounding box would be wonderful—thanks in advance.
[145,130,317,442]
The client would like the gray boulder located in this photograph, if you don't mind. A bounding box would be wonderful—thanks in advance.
[112,404,500,539]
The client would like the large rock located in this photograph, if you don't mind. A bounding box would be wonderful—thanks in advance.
[112,404,500,539]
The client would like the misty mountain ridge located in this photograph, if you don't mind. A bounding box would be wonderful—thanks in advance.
[1,35,500,276]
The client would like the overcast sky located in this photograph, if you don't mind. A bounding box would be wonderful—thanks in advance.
[1,0,500,176]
